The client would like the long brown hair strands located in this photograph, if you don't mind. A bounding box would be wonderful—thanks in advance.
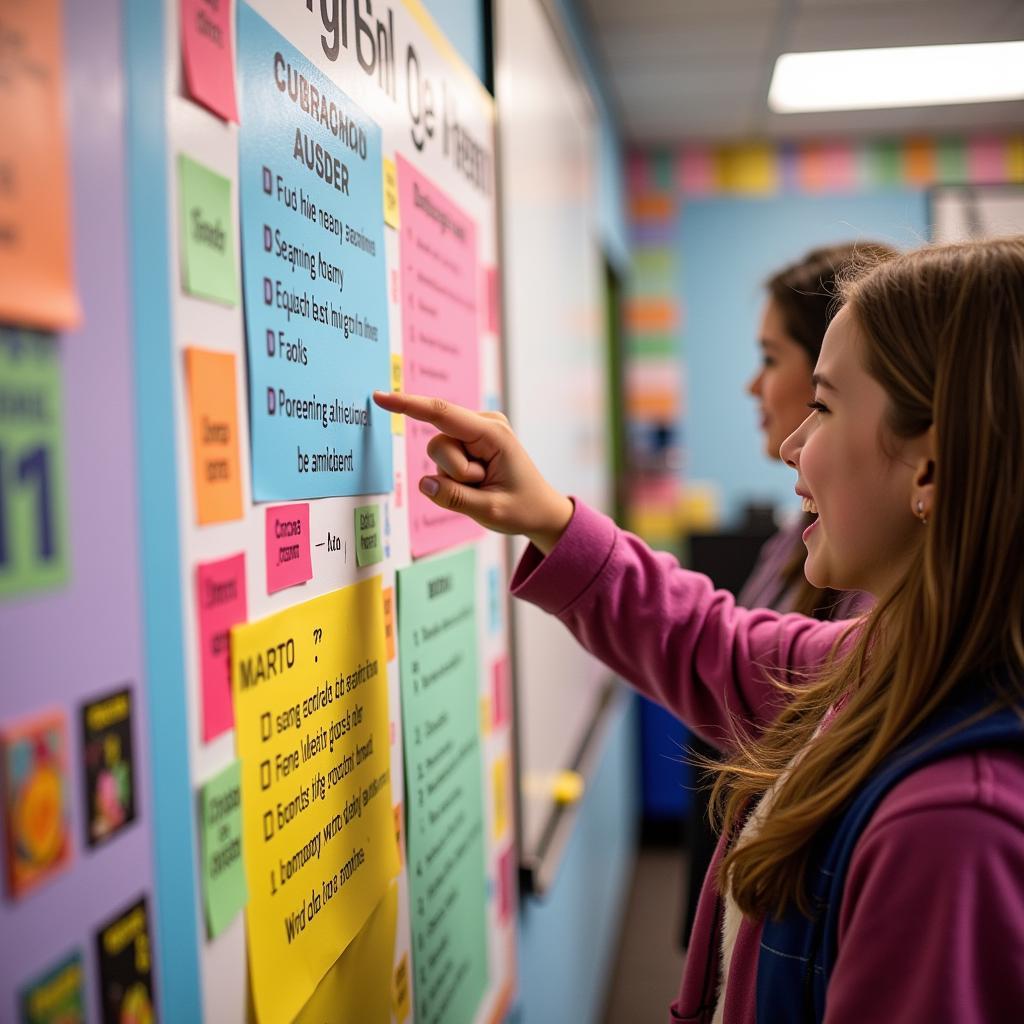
[706,236,1024,921]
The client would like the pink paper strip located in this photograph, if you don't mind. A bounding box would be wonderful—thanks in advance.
[492,657,511,729]
[265,503,312,593]
[180,0,238,123]
[677,147,715,196]
[397,155,483,557]
[968,137,1007,183]
[627,152,651,194]
[821,142,855,191]
[196,553,247,740]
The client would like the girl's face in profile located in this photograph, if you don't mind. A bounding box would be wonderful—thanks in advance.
[747,299,815,461]
[780,307,928,597]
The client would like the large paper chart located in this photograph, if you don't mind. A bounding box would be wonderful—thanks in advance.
[398,547,488,1024]
[231,577,400,1024]
[238,4,391,500]
[397,156,482,557]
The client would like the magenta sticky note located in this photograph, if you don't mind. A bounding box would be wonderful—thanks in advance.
[397,155,483,557]
[265,503,312,593]
[492,657,511,729]
[497,844,516,923]
[180,0,239,123]
[196,553,247,741]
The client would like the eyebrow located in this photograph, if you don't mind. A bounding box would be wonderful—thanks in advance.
[812,372,838,392]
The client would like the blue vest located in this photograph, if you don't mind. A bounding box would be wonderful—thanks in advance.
[755,685,1024,1023]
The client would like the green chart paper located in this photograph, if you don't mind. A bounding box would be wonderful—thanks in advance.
[398,546,488,1024]
[0,331,69,599]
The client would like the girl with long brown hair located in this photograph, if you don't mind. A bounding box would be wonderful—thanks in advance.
[374,236,1024,1022]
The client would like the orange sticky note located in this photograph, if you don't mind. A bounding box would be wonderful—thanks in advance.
[392,952,410,1023]
[492,755,510,842]
[0,0,80,330]
[382,586,396,661]
[184,347,243,524]
[393,802,403,867]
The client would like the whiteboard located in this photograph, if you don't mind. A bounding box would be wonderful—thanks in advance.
[931,184,1024,241]
[495,0,614,885]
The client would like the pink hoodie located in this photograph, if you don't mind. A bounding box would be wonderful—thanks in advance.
[511,501,1024,1023]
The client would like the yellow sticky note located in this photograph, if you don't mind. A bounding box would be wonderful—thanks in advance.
[492,755,509,842]
[231,578,399,1024]
[480,694,492,737]
[383,157,399,229]
[382,586,396,661]
[390,354,404,434]
[392,951,411,1023]
[293,881,400,1024]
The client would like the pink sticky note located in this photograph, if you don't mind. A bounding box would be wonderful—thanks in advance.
[492,657,511,729]
[497,844,516,923]
[180,0,239,123]
[196,553,247,741]
[265,503,312,593]
[397,155,483,557]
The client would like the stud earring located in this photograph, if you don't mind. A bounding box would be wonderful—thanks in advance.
[916,499,928,525]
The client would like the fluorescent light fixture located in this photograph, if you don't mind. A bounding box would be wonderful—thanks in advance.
[769,41,1024,113]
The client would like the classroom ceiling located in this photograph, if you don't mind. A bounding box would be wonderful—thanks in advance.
[577,0,1024,143]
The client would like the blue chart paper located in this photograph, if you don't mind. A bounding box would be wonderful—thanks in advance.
[238,5,391,499]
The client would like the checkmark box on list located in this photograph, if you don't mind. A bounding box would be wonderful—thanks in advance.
[260,712,271,740]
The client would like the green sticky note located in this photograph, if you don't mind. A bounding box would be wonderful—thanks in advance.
[201,759,247,938]
[178,154,238,305]
[398,547,488,1024]
[0,331,70,599]
[355,503,383,567]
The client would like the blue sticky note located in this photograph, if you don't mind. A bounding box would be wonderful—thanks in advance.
[238,5,391,499]
[487,565,501,634]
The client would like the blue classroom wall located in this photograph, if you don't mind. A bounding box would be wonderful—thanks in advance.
[679,191,930,525]
[124,0,202,1020]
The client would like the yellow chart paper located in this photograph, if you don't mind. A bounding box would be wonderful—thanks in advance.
[293,881,399,1024]
[231,577,399,1024]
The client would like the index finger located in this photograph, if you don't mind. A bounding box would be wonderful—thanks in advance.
[372,391,501,451]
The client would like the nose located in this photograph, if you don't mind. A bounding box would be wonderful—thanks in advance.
[746,369,763,398]
[779,416,807,467]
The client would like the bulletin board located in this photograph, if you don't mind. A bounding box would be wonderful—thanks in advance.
[3,0,517,1022]
[159,2,516,1022]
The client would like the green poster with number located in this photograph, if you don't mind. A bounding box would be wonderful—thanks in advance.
[397,546,488,1024]
[0,331,69,598]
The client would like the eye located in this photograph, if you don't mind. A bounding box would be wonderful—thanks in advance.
[807,400,829,414]
[762,355,777,369]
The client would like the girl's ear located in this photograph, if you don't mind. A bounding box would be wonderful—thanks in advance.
[910,425,936,520]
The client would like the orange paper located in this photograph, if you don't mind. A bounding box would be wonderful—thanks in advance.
[184,347,243,524]
[0,0,80,329]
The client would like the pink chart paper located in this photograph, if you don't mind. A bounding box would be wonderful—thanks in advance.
[397,156,482,557]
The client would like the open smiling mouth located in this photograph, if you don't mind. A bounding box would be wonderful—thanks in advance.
[801,496,820,540]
